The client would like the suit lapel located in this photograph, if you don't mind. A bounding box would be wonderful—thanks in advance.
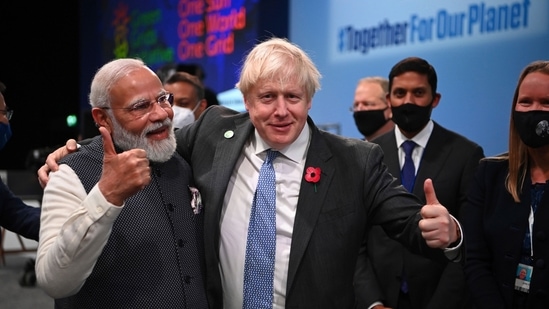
[210,116,252,190]
[286,119,334,293]
[413,123,451,197]
[380,133,401,180]
[207,115,254,250]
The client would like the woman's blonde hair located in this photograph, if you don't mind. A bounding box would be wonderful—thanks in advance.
[505,60,549,202]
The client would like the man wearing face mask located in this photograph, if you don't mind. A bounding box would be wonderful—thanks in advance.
[163,72,207,129]
[364,57,484,309]
[352,76,394,141]
[0,81,40,242]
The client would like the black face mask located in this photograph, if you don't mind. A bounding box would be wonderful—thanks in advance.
[391,103,432,133]
[513,110,549,148]
[353,109,389,138]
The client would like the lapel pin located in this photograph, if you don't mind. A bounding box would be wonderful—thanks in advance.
[224,130,234,139]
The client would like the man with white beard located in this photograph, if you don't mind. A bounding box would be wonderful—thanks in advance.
[35,58,208,309]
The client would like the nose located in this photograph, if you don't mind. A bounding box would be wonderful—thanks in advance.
[149,102,172,121]
[273,96,289,116]
[403,93,416,104]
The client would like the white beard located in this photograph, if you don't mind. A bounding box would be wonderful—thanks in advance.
[110,117,177,163]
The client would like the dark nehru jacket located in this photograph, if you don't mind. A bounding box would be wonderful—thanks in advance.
[55,136,208,309]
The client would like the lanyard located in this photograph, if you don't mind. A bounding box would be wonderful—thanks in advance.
[529,206,535,257]
[528,183,546,257]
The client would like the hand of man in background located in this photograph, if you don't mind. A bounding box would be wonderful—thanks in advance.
[37,139,79,188]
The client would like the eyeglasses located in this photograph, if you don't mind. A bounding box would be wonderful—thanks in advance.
[102,93,174,118]
[350,102,388,112]
[0,108,13,120]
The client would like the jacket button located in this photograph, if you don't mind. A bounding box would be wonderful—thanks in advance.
[535,259,545,269]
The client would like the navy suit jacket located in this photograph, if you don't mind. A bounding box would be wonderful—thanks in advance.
[0,178,40,241]
[462,158,549,308]
[175,106,451,309]
[365,122,484,309]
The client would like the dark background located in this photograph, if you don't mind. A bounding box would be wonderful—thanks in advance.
[0,2,80,171]
[0,1,288,172]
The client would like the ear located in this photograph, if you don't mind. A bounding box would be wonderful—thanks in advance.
[431,93,441,108]
[199,99,208,112]
[91,107,113,134]
[244,97,251,111]
[385,104,392,119]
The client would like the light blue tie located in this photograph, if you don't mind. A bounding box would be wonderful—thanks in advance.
[243,149,278,309]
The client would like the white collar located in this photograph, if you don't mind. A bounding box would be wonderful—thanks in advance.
[252,122,311,163]
[394,120,433,148]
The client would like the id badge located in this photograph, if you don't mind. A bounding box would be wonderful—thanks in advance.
[515,263,533,293]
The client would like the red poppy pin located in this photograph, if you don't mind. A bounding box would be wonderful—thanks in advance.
[304,167,321,192]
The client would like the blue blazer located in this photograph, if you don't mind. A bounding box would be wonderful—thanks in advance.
[462,158,549,308]
[175,106,451,309]
[0,178,40,241]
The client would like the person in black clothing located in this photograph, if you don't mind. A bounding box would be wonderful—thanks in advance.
[0,81,40,286]
[462,60,549,308]
[0,81,40,242]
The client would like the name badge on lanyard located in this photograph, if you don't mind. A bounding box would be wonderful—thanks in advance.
[515,263,533,293]
[515,203,536,293]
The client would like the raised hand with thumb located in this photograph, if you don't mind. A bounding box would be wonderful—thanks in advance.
[418,178,460,249]
[97,126,151,206]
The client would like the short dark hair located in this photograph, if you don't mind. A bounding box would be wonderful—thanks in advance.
[0,81,6,94]
[156,62,207,83]
[157,62,219,107]
[164,71,205,101]
[175,63,206,80]
[388,57,437,97]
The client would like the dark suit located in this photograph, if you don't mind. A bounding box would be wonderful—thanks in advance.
[366,122,484,309]
[174,106,451,309]
[0,178,40,241]
[462,158,549,309]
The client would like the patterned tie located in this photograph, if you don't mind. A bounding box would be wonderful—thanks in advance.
[400,140,416,294]
[243,149,279,309]
[401,140,417,192]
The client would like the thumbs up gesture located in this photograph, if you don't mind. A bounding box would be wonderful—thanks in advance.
[418,179,460,248]
[97,126,151,206]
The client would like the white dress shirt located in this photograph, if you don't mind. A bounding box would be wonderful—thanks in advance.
[36,164,123,298]
[394,120,434,173]
[219,124,311,309]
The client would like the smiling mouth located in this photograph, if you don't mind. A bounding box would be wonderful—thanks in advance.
[272,122,292,128]
[146,125,169,136]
